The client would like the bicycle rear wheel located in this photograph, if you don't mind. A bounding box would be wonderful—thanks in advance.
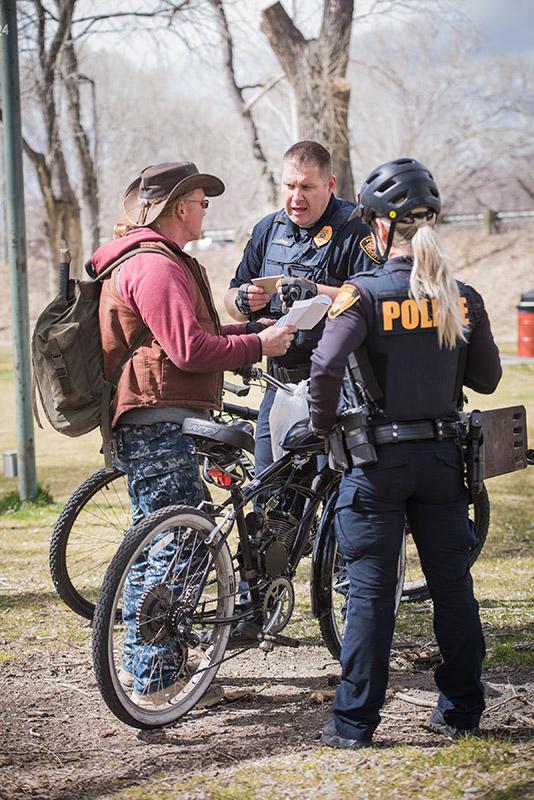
[49,468,130,620]
[92,506,235,729]
[401,483,490,602]
[50,467,214,621]
[318,535,405,661]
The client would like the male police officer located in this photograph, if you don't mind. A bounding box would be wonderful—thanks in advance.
[224,140,373,476]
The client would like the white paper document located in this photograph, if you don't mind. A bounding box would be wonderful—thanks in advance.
[275,294,332,330]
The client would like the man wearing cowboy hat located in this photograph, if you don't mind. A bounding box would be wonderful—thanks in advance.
[90,161,294,708]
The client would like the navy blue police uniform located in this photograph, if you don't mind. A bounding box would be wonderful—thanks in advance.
[310,256,502,744]
[230,194,373,475]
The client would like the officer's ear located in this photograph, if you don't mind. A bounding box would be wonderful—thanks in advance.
[327,175,336,194]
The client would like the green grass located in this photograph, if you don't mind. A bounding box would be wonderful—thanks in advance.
[114,738,533,800]
[0,485,55,515]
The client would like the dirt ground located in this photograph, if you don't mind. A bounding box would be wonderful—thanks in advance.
[1,629,532,800]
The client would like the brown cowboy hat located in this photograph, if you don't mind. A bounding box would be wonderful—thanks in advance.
[122,161,225,226]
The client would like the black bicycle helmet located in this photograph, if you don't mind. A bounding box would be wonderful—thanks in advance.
[357,158,441,224]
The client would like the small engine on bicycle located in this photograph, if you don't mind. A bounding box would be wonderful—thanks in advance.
[244,456,316,578]
[244,508,295,578]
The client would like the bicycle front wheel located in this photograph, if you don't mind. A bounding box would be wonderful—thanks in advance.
[92,506,235,729]
[49,468,130,620]
[318,535,406,661]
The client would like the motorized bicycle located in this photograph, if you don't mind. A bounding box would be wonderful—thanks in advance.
[90,367,406,728]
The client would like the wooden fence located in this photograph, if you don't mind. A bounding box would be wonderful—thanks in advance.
[201,209,534,243]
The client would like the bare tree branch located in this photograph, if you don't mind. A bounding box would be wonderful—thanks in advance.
[261,1,305,78]
[61,38,100,252]
[209,0,278,205]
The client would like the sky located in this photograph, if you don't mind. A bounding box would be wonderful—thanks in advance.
[468,0,534,53]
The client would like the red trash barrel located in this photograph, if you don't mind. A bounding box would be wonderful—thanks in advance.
[517,290,534,357]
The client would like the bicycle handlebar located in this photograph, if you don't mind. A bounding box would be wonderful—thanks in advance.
[233,365,259,383]
[223,379,250,398]
[222,401,259,422]
[233,365,297,395]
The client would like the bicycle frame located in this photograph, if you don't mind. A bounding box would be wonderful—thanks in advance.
[186,434,339,636]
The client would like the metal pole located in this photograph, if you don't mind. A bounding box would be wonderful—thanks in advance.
[0,0,37,500]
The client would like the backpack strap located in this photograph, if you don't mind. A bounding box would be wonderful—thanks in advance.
[95,245,168,281]
[97,244,178,470]
[31,367,44,430]
[100,327,150,469]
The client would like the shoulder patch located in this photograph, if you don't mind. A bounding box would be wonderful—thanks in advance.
[359,234,382,264]
[328,284,361,318]
[314,225,333,247]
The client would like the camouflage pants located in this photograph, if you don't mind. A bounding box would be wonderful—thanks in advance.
[113,423,205,694]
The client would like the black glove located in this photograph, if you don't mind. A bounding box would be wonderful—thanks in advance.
[235,284,253,317]
[246,320,267,334]
[280,275,317,308]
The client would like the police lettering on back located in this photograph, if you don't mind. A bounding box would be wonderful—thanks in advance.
[379,295,470,334]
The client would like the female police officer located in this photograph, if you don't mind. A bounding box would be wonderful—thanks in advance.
[309,158,502,748]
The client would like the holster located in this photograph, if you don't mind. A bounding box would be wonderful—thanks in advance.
[327,426,350,473]
[465,410,484,494]
[465,405,528,494]
[327,407,378,474]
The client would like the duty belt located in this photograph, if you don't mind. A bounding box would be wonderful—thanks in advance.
[372,419,461,445]
[268,361,310,384]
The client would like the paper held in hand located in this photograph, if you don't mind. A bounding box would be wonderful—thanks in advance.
[251,275,283,293]
[275,294,332,330]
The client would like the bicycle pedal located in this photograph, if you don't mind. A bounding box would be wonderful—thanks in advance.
[259,632,300,649]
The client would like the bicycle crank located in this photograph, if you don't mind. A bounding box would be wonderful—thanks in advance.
[262,577,295,634]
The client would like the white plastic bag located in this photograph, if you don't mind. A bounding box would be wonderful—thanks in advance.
[269,379,310,461]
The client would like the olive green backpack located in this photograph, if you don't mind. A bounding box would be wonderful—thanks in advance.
[31,246,163,468]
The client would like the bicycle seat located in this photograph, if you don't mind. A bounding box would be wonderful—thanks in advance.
[281,419,325,454]
[182,417,255,455]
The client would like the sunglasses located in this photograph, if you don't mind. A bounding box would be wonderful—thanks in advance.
[402,209,436,224]
[183,198,209,209]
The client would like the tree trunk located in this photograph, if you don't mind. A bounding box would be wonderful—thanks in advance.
[8,0,85,282]
[62,40,101,254]
[261,0,355,200]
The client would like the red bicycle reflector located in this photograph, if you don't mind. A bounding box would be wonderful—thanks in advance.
[207,467,233,487]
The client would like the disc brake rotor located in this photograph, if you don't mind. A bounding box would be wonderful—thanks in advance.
[136,583,175,645]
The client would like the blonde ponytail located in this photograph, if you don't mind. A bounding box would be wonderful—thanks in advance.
[410,225,467,349]
[387,216,467,349]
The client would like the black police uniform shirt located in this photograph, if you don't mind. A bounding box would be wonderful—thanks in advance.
[229,195,373,367]
[310,256,502,432]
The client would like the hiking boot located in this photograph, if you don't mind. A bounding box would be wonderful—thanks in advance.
[425,708,481,739]
[132,680,224,710]
[118,667,134,689]
[226,618,262,649]
[320,719,372,750]
[198,613,262,649]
